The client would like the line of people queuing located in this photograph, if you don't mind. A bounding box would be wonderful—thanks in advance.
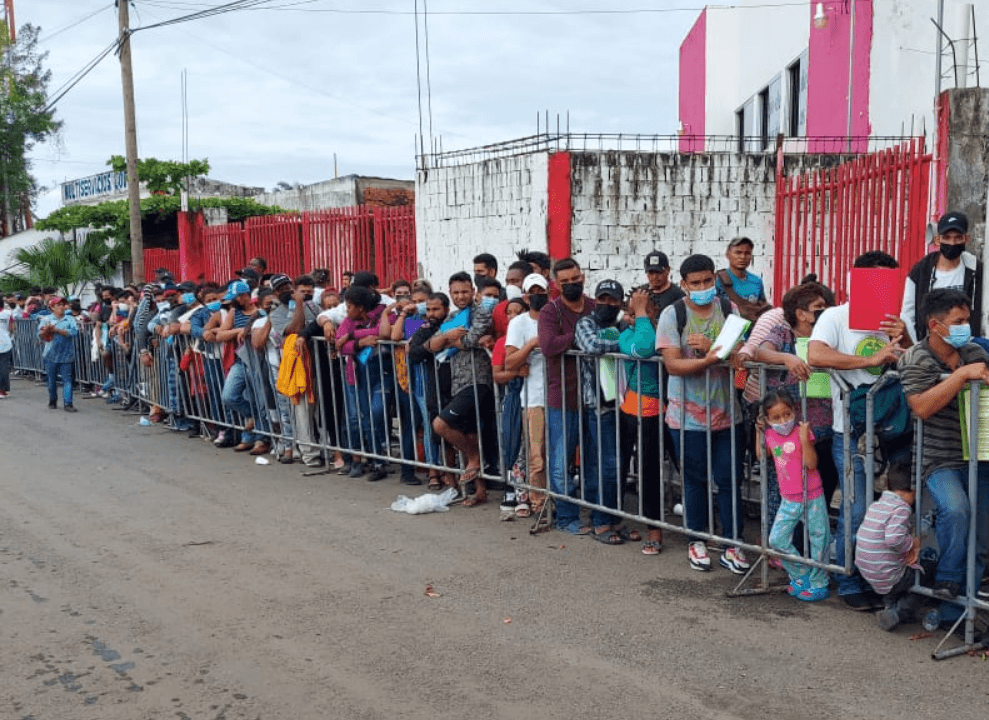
[3,211,987,635]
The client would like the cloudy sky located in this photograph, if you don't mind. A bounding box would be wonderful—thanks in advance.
[25,0,708,218]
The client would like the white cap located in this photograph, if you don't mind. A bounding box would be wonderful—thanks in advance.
[522,273,548,292]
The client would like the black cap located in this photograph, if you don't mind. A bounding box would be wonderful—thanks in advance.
[236,267,261,282]
[594,279,624,301]
[269,273,292,291]
[177,281,197,293]
[937,211,969,236]
[644,251,669,271]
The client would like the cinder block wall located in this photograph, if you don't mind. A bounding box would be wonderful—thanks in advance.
[415,153,548,289]
[569,151,778,297]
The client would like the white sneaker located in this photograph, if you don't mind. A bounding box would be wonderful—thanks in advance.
[720,546,751,574]
[689,541,711,571]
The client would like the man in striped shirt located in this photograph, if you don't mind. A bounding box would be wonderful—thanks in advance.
[898,288,989,619]
[854,461,921,630]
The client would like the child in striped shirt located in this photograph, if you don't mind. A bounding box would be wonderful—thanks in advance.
[854,461,923,631]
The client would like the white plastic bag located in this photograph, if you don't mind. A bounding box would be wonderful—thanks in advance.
[390,487,459,514]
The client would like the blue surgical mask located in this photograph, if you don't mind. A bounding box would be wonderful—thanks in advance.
[769,419,796,437]
[416,301,427,316]
[943,323,972,348]
[206,301,222,312]
[689,287,717,306]
[288,300,297,311]
[181,292,196,305]
[480,296,498,312]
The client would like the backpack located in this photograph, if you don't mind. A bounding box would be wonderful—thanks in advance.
[847,374,911,442]
[716,270,773,323]
[673,295,733,336]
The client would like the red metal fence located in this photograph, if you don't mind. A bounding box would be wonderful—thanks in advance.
[200,204,416,287]
[774,137,933,303]
[144,248,181,283]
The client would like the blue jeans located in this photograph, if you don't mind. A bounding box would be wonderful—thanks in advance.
[831,431,868,595]
[546,406,620,530]
[925,464,989,589]
[356,357,388,459]
[45,359,74,405]
[203,357,230,425]
[221,360,259,443]
[671,426,744,542]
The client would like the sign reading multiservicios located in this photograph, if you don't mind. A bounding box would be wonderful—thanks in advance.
[61,170,128,205]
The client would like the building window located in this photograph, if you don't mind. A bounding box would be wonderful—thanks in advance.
[788,60,801,136]
[736,107,745,153]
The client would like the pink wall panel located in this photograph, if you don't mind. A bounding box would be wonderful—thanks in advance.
[678,9,706,152]
[806,0,873,149]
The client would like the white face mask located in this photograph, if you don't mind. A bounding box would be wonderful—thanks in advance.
[769,418,796,437]
[505,285,523,301]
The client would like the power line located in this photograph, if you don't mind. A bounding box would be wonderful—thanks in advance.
[38,3,115,45]
[130,0,283,34]
[42,39,122,114]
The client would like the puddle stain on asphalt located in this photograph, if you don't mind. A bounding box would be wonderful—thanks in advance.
[90,639,121,662]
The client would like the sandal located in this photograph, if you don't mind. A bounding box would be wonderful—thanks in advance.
[459,466,481,491]
[558,520,592,536]
[590,529,624,545]
[462,494,487,508]
[427,476,443,491]
[515,502,531,518]
[641,540,663,555]
[616,527,642,542]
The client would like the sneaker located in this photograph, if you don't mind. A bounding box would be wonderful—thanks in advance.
[787,575,809,596]
[401,474,423,486]
[64,404,77,413]
[367,464,388,482]
[337,462,353,476]
[348,462,365,478]
[0,391,8,399]
[48,400,57,409]
[842,592,879,611]
[877,607,901,631]
[796,586,830,602]
[720,547,751,575]
[689,541,711,571]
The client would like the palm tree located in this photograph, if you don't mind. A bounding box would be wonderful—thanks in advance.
[0,234,130,296]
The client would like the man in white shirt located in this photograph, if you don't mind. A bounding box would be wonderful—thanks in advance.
[901,211,982,343]
[808,250,909,610]
[0,294,15,397]
[505,273,549,514]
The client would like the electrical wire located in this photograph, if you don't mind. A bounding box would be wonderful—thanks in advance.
[38,3,116,45]
[42,39,122,114]
[130,0,283,34]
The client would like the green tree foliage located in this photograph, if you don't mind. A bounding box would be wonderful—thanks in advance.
[0,23,62,233]
[0,234,129,296]
[108,155,211,196]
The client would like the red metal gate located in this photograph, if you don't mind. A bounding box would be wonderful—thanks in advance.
[203,223,246,282]
[244,215,304,278]
[143,248,181,283]
[774,138,933,302]
[302,207,374,289]
[373,205,417,286]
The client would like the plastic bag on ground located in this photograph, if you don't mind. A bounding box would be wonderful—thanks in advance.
[390,487,459,514]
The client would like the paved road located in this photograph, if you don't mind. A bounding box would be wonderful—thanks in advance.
[1,377,986,720]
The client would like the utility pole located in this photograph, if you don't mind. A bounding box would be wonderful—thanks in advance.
[117,0,144,284]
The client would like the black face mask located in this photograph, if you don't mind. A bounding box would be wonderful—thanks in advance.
[528,294,548,312]
[594,304,620,326]
[278,291,293,305]
[303,293,314,303]
[812,308,825,325]
[940,243,965,261]
[561,282,584,302]
[473,274,488,288]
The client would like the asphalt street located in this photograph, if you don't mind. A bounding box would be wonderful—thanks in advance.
[1,376,987,720]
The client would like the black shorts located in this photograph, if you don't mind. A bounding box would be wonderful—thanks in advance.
[438,385,494,434]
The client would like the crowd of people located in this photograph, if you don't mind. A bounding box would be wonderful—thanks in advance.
[2,210,988,634]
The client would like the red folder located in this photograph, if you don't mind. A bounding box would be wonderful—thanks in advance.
[848,268,903,332]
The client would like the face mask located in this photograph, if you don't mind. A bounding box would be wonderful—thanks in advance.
[416,301,428,316]
[182,292,196,305]
[278,291,293,305]
[942,323,972,348]
[528,294,548,312]
[505,285,523,301]
[769,419,796,437]
[480,296,498,312]
[288,300,297,311]
[473,274,487,288]
[940,243,965,261]
[158,301,171,311]
[303,293,314,303]
[594,304,621,326]
[561,282,583,302]
[812,308,825,325]
[689,287,717,306]
[206,301,222,312]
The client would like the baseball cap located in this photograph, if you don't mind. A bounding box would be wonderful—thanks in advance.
[644,251,669,271]
[522,273,548,292]
[727,236,754,249]
[176,281,197,293]
[937,211,968,235]
[594,279,624,301]
[48,296,67,306]
[269,273,292,291]
[236,267,261,283]
[161,284,180,296]
[223,280,251,301]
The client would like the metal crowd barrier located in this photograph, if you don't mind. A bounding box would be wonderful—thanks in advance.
[9,313,986,659]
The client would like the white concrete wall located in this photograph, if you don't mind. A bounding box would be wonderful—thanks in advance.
[415,153,548,289]
[569,151,781,299]
[703,3,808,137]
[870,2,989,138]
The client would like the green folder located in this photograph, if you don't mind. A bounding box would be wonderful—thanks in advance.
[796,337,831,399]
[958,385,989,461]
[599,356,618,403]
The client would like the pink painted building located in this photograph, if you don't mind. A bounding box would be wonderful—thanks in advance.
[678,0,986,153]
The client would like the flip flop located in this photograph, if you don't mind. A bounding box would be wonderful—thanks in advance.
[616,527,642,542]
[427,477,443,491]
[558,520,592,535]
[462,494,487,508]
[590,529,624,545]
[641,540,663,555]
[515,502,531,518]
